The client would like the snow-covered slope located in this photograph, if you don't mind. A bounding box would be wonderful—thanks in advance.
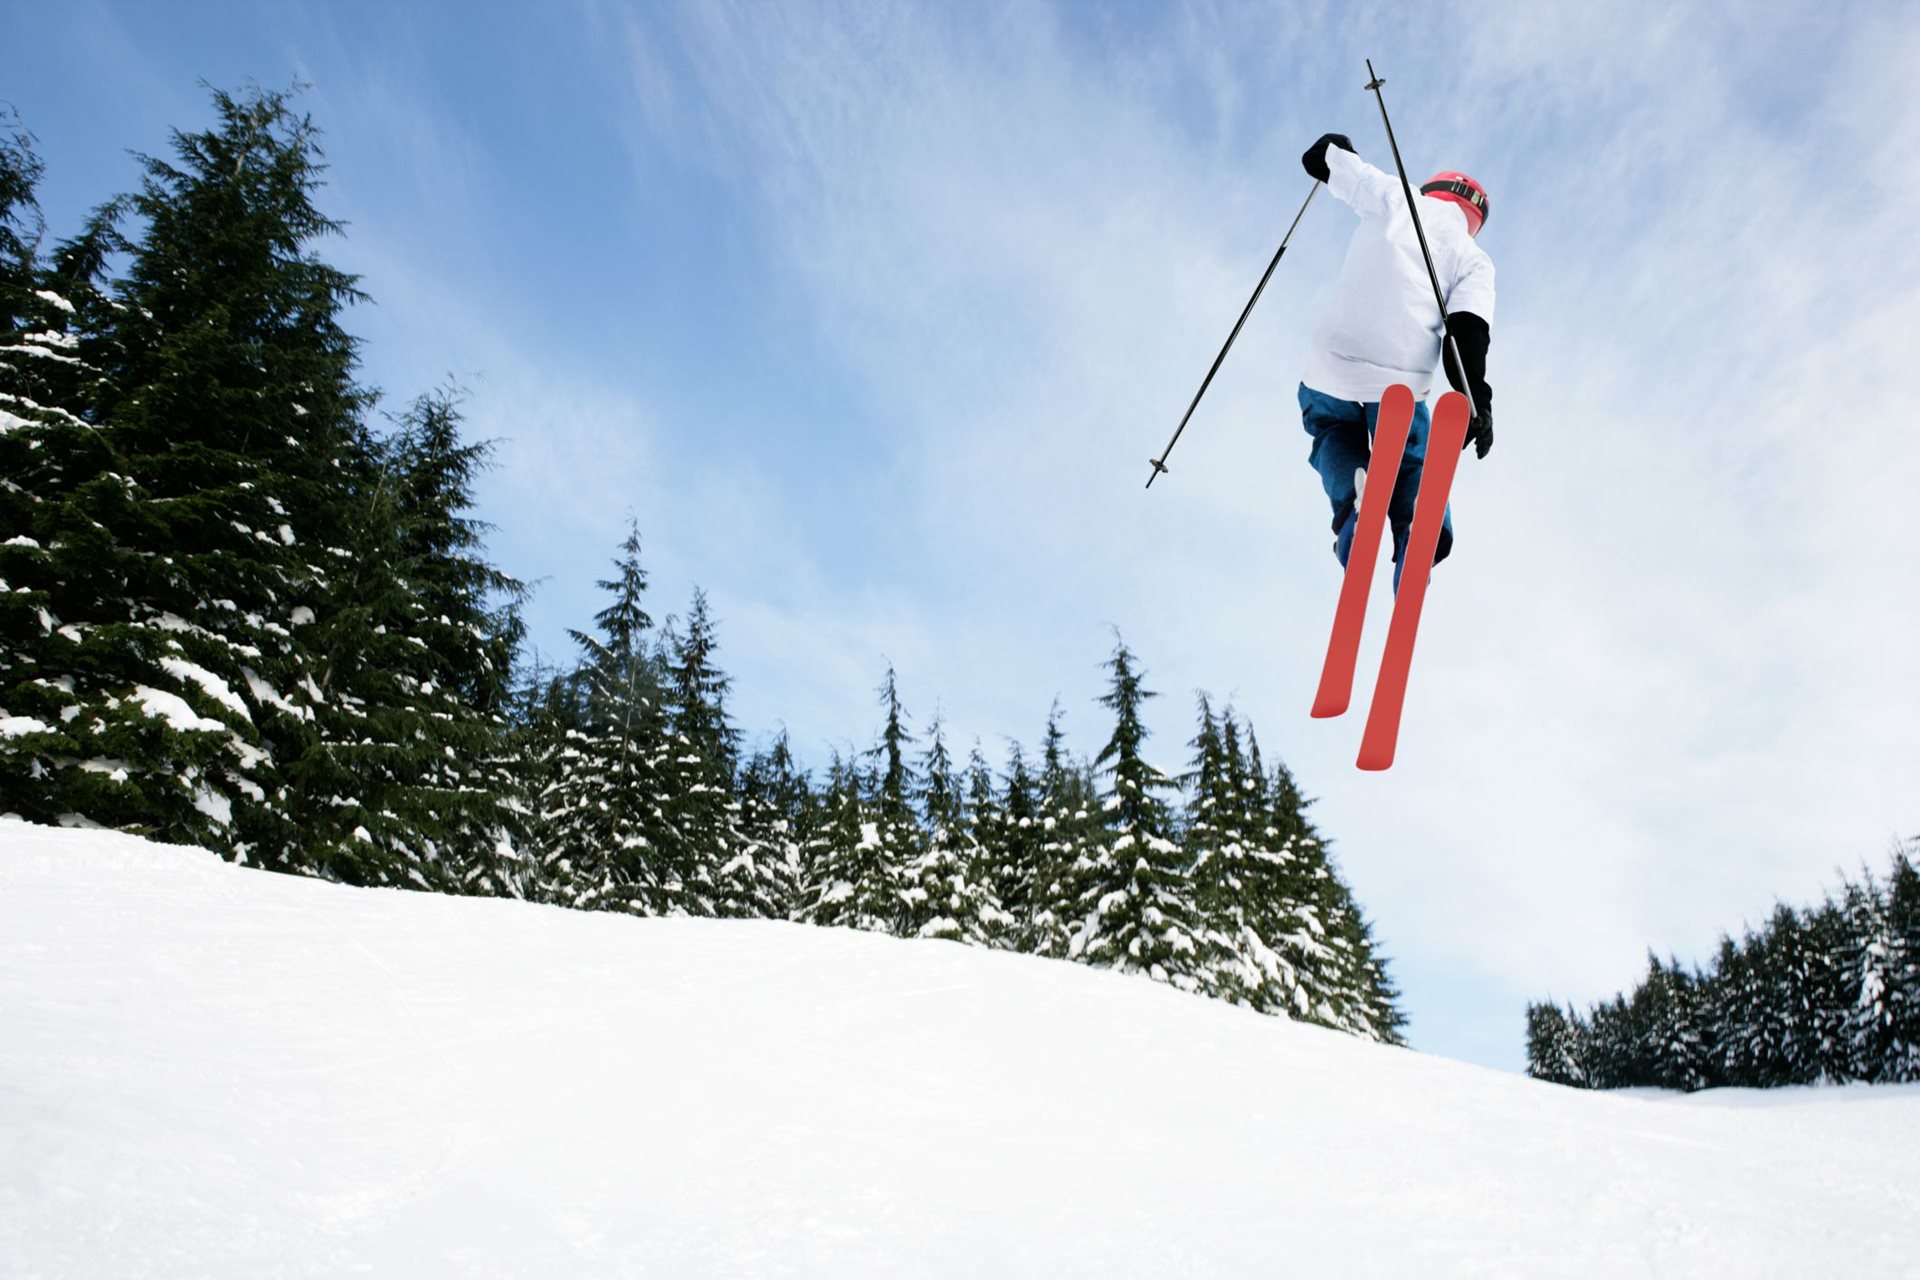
[3,824,1916,1278]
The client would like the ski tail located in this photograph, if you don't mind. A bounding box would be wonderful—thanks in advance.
[1311,383,1416,719]
[1356,389,1471,770]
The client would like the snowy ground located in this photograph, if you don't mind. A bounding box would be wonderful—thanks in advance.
[3,824,1917,1278]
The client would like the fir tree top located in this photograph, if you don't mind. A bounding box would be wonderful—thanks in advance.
[1094,634,1174,836]
[574,519,652,663]
[666,587,738,772]
[872,664,913,820]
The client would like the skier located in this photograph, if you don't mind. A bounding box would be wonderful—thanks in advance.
[1298,132,1494,588]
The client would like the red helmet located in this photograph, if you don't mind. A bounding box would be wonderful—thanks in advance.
[1421,171,1489,236]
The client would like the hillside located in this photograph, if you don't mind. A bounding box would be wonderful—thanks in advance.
[3,822,1917,1277]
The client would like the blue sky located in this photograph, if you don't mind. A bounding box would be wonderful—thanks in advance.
[6,0,1917,1072]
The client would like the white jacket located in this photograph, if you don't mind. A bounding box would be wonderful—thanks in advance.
[1300,146,1495,404]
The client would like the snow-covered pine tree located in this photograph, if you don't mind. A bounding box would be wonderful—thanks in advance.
[1524,1001,1587,1086]
[1758,919,1819,1087]
[1548,843,1920,1091]
[1213,713,1299,1006]
[1182,694,1248,1000]
[1067,636,1201,991]
[3,88,369,866]
[1331,903,1406,1045]
[542,521,680,914]
[1802,897,1856,1082]
[1187,706,1321,1022]
[291,391,529,890]
[1888,846,1920,1082]
[1582,996,1635,1090]
[0,108,42,334]
[1839,875,1897,1082]
[796,751,894,932]
[962,745,1006,925]
[660,589,740,916]
[1248,755,1403,1040]
[998,743,1042,939]
[1028,699,1093,958]
[0,186,128,680]
[1745,907,1803,1086]
[1223,723,1314,1019]
[1700,935,1752,1085]
[1636,955,1711,1091]
[735,730,810,920]
[861,665,923,934]
[966,741,1039,950]
[900,713,1005,943]
[510,658,578,902]
[0,121,116,821]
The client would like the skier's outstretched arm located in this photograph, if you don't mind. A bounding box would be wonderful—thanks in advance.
[1302,135,1398,219]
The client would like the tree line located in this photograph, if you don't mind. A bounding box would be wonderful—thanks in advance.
[1527,847,1920,1089]
[0,86,1401,1043]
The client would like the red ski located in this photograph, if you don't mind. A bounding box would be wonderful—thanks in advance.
[1311,382,1416,719]
[1356,388,1472,770]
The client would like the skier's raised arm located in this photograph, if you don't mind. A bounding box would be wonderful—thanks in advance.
[1302,134,1397,219]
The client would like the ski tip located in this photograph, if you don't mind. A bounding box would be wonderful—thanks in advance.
[1356,750,1394,772]
[1310,698,1348,720]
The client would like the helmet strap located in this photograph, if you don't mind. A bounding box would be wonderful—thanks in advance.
[1419,179,1488,219]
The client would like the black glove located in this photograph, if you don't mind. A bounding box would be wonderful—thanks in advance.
[1464,405,1493,459]
[1302,133,1355,183]
[1442,311,1493,459]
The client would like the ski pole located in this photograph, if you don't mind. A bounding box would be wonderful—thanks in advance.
[1362,59,1476,422]
[1146,181,1321,489]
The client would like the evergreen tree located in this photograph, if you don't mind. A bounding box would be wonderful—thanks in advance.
[1205,724,1324,1022]
[1181,695,1236,982]
[0,172,130,763]
[661,589,739,915]
[1067,636,1201,991]
[1747,906,1805,1086]
[2,87,370,868]
[900,714,1005,942]
[1249,756,1403,1042]
[1024,700,1089,958]
[873,665,911,816]
[1638,955,1711,1090]
[0,119,106,819]
[968,740,1040,949]
[292,391,529,889]
[1801,897,1856,1081]
[510,657,578,902]
[1536,843,1920,1090]
[542,522,679,913]
[1525,1001,1587,1086]
[1182,695,1285,1005]
[962,745,1007,925]
[1840,875,1897,1081]
[735,731,811,920]
[0,108,44,337]
[1887,847,1920,1082]
[1583,996,1635,1090]
[860,665,922,933]
[797,752,893,932]
[1702,935,1754,1085]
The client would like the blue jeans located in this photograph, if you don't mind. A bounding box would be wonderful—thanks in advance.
[1299,383,1453,587]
